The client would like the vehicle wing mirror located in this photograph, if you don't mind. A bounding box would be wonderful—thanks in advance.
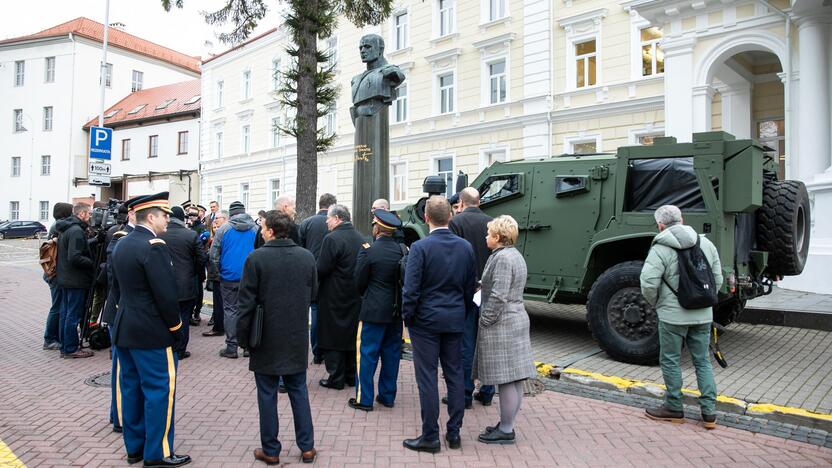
[455,171,468,193]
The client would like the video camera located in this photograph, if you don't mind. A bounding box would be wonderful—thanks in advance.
[90,198,126,231]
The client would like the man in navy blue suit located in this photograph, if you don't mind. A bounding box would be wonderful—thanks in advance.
[401,196,477,453]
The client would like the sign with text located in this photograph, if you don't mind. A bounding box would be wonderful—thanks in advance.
[89,174,111,187]
[88,161,111,176]
[89,126,113,160]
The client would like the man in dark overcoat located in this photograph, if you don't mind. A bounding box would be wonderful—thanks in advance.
[316,204,365,390]
[349,209,405,411]
[237,210,318,465]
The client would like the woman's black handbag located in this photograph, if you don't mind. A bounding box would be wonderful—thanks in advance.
[248,305,264,349]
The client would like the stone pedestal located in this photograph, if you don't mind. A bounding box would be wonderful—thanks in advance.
[352,107,390,237]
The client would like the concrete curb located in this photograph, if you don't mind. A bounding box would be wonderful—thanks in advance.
[534,361,832,432]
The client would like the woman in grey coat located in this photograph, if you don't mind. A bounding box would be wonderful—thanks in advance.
[473,215,536,444]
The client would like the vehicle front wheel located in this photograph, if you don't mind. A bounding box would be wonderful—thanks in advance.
[587,261,659,365]
[0,233,5,240]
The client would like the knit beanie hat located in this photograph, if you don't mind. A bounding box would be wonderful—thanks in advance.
[170,206,186,221]
[229,201,245,216]
[53,202,73,220]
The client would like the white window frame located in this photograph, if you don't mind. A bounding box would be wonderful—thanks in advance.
[131,70,144,92]
[322,104,337,136]
[241,124,251,155]
[122,139,131,161]
[483,0,507,23]
[482,56,509,106]
[241,69,252,100]
[11,157,21,177]
[9,201,19,221]
[572,37,598,90]
[430,153,455,198]
[389,160,409,203]
[435,0,456,38]
[391,10,410,51]
[479,145,509,171]
[270,116,281,148]
[214,186,223,209]
[559,9,606,91]
[268,178,281,206]
[43,106,53,131]
[239,182,250,209]
[177,131,189,155]
[216,80,225,109]
[100,62,113,88]
[393,81,408,123]
[44,57,55,83]
[628,126,665,145]
[271,57,281,92]
[564,134,602,154]
[325,36,339,70]
[14,60,24,87]
[40,155,51,176]
[436,71,456,115]
[215,131,224,159]
[628,13,662,80]
[39,201,49,221]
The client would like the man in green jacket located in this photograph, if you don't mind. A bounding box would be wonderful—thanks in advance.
[640,205,723,429]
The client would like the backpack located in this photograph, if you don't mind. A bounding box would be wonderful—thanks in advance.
[39,237,59,279]
[393,243,409,316]
[661,236,718,309]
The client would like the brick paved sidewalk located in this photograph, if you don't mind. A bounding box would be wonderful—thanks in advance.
[2,264,832,467]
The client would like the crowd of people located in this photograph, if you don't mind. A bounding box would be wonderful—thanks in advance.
[40,188,721,467]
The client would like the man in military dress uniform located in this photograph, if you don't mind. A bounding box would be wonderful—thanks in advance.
[109,192,191,468]
[349,210,405,411]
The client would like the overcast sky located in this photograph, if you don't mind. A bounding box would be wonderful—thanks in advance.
[1,0,283,58]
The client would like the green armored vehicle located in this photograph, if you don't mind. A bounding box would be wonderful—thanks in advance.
[398,131,810,364]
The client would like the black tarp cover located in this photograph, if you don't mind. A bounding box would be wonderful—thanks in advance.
[626,158,706,212]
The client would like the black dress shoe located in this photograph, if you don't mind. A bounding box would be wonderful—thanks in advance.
[243,349,250,357]
[319,378,344,390]
[483,422,501,434]
[202,330,223,337]
[278,384,287,394]
[127,452,142,464]
[177,351,190,360]
[376,395,394,408]
[477,428,515,445]
[143,454,191,467]
[348,398,373,411]
[189,317,201,326]
[113,425,123,433]
[441,396,472,409]
[445,433,461,449]
[473,391,493,406]
[312,356,323,365]
[403,436,440,453]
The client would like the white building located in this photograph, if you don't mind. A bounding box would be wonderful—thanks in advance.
[79,79,201,204]
[0,17,199,225]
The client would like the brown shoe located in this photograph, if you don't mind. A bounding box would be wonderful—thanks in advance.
[645,406,684,424]
[301,448,316,464]
[253,448,279,465]
[61,349,94,359]
[702,413,717,430]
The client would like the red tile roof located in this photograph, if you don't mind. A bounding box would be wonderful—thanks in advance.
[0,17,200,74]
[83,79,201,129]
[202,28,278,64]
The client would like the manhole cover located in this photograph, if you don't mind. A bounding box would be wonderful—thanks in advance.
[85,371,111,387]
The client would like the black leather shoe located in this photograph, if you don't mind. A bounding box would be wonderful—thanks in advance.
[319,378,344,390]
[483,422,501,434]
[278,383,287,394]
[376,395,394,408]
[202,329,223,337]
[473,391,493,406]
[207,319,214,327]
[243,349,250,357]
[177,351,190,360]
[312,356,323,365]
[113,425,123,433]
[218,348,238,359]
[127,452,142,464]
[441,396,472,409]
[143,454,191,467]
[348,398,373,411]
[403,436,440,453]
[478,428,515,445]
[445,433,461,449]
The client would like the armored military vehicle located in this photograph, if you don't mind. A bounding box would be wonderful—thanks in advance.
[398,132,810,364]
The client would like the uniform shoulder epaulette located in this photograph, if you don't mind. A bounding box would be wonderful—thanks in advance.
[149,238,166,245]
[113,230,128,238]
[362,243,371,249]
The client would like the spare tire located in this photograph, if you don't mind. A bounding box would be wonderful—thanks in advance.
[756,180,810,276]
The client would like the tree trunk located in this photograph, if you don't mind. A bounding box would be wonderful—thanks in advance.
[294,0,320,221]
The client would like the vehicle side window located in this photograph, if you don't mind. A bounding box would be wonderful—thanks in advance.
[479,174,522,206]
[555,176,589,197]
[625,157,706,212]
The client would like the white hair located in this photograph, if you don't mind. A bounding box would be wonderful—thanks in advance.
[654,205,683,226]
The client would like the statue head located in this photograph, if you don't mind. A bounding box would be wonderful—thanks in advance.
[359,34,385,64]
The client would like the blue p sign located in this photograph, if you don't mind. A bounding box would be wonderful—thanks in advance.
[89,126,113,160]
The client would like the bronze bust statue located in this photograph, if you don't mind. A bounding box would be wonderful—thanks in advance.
[350,34,406,123]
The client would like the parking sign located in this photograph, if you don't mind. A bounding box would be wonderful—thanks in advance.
[89,126,113,160]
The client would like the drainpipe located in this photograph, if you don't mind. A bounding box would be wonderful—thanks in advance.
[547,0,556,157]
[67,33,77,201]
[756,0,791,178]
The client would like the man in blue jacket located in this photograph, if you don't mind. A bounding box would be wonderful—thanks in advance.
[401,196,477,453]
[210,201,257,358]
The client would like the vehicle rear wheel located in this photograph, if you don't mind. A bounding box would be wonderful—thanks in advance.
[756,180,811,277]
[587,261,659,364]
[0,233,5,240]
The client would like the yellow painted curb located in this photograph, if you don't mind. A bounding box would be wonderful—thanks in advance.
[535,360,832,424]
[0,438,25,468]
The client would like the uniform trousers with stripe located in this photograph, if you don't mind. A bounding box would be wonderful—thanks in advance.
[355,320,402,407]
[116,346,178,461]
[109,326,121,430]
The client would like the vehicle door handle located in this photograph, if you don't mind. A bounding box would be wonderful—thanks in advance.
[524,224,551,231]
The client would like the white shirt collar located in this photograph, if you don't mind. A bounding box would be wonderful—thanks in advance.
[429,226,450,233]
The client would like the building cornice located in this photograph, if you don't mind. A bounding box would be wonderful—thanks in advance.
[557,8,609,29]
[472,33,516,51]
[424,48,462,65]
